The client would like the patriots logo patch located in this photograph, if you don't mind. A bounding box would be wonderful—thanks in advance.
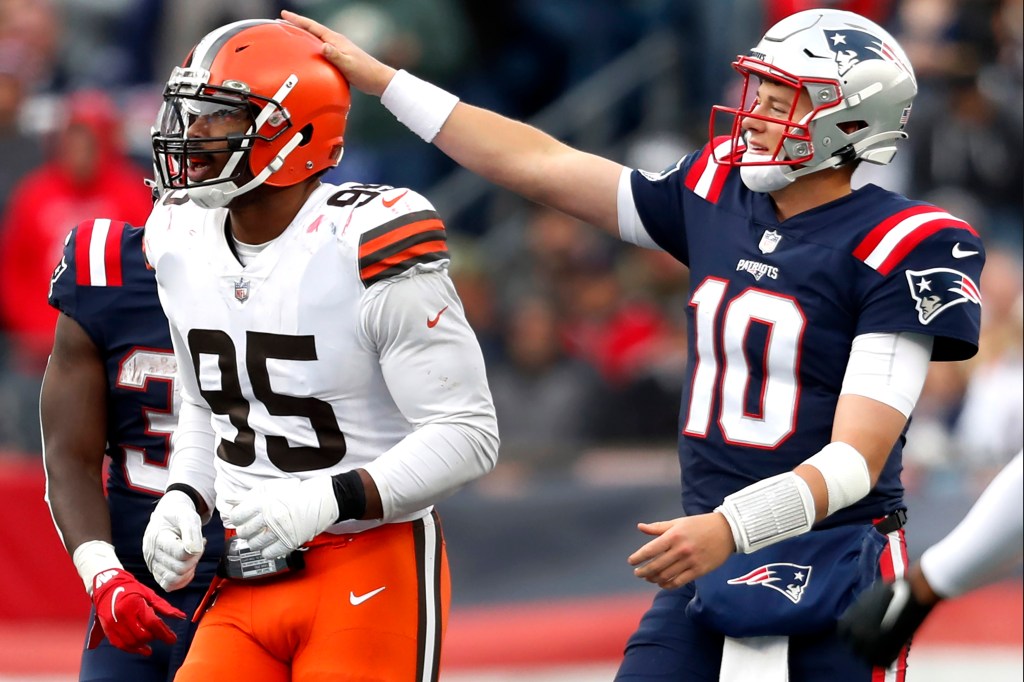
[727,562,812,604]
[824,29,909,77]
[906,268,981,324]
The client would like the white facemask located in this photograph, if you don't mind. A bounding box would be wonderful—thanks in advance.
[739,150,796,193]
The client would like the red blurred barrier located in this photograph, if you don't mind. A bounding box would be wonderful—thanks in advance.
[0,456,90,621]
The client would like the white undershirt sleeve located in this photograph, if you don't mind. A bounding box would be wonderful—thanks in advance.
[616,166,660,249]
[165,323,218,520]
[840,332,933,418]
[920,451,1024,598]
[359,268,499,521]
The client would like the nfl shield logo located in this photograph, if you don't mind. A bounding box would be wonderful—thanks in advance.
[234,277,250,303]
[758,230,782,254]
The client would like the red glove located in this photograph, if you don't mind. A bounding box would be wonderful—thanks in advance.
[88,568,186,655]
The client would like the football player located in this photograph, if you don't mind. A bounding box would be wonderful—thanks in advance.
[139,19,499,682]
[286,7,985,681]
[839,449,1023,667]
[42,219,224,681]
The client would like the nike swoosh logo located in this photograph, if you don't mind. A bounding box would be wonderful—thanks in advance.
[427,305,449,328]
[110,586,126,622]
[349,586,386,605]
[952,243,979,258]
[382,190,408,208]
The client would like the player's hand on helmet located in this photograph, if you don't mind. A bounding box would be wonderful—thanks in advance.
[88,568,185,655]
[280,10,396,96]
[228,477,339,559]
[837,575,936,667]
[143,490,206,592]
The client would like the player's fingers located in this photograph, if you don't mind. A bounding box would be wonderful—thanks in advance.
[259,539,291,560]
[138,609,179,645]
[228,499,262,529]
[174,513,205,555]
[636,521,671,537]
[628,536,668,566]
[243,527,276,551]
[153,563,195,592]
[152,543,198,574]
[633,549,681,581]
[280,10,327,37]
[233,513,268,543]
[146,592,186,620]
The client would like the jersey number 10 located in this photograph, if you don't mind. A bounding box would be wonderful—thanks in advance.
[684,278,805,448]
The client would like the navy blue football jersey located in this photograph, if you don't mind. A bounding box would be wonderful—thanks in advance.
[624,139,984,526]
[48,219,223,586]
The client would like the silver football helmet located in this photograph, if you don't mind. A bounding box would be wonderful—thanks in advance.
[711,9,917,179]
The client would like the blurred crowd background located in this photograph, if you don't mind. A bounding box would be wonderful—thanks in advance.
[0,0,1020,506]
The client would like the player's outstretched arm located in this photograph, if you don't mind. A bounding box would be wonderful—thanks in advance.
[282,10,624,236]
[41,314,184,655]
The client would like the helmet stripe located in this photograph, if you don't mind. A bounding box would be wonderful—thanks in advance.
[187,19,274,71]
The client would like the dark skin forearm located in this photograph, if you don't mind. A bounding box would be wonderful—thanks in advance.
[357,469,383,519]
[41,314,113,555]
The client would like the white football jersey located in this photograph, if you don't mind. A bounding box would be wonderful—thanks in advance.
[144,182,498,532]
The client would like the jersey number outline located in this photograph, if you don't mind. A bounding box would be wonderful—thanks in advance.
[188,329,348,472]
[684,278,805,448]
[116,348,178,494]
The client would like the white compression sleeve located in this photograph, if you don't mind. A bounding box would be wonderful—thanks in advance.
[920,451,1024,598]
[840,332,932,418]
[167,398,218,520]
[360,269,499,521]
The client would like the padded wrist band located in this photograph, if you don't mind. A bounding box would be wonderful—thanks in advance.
[331,470,367,522]
[381,69,460,143]
[72,540,123,595]
[803,441,871,516]
[716,472,816,554]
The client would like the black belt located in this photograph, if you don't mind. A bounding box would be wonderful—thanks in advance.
[873,508,908,534]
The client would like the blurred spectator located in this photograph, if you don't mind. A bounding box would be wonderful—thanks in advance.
[765,0,894,25]
[0,0,61,91]
[0,39,44,217]
[487,293,604,476]
[310,0,475,190]
[0,90,151,452]
[113,0,295,88]
[952,248,1024,477]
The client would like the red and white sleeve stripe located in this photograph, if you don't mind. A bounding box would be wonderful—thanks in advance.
[74,218,123,287]
[853,206,977,276]
[685,136,744,204]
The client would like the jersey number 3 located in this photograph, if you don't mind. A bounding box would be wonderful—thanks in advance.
[685,279,805,448]
[188,329,348,472]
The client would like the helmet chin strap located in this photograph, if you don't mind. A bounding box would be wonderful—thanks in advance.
[188,132,305,209]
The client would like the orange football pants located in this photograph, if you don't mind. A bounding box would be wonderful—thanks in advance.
[175,512,450,682]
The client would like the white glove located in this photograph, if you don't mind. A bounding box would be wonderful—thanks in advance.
[142,490,206,592]
[228,477,339,559]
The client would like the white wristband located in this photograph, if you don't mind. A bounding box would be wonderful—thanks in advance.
[803,441,871,516]
[72,540,123,595]
[716,472,816,554]
[381,69,459,143]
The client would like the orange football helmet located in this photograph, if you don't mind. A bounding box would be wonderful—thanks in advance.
[152,19,351,208]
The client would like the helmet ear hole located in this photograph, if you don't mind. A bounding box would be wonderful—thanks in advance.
[297,123,313,147]
[838,120,868,135]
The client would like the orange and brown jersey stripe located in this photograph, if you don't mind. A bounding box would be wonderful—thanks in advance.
[358,210,449,287]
